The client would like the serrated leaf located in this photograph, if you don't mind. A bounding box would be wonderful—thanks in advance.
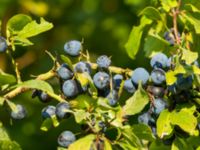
[139,7,161,20]
[7,14,32,33]
[17,17,53,39]
[156,109,173,138]
[16,79,54,93]
[0,72,16,86]
[132,124,155,141]
[181,49,198,64]
[125,16,152,59]
[60,55,74,71]
[165,70,177,85]
[123,83,149,116]
[160,0,178,12]
[68,134,96,150]
[170,109,198,136]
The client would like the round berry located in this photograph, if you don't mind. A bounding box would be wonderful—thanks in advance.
[131,68,149,85]
[150,53,168,68]
[96,55,111,69]
[123,79,136,93]
[0,36,7,52]
[64,40,82,56]
[56,102,70,119]
[153,98,167,115]
[164,29,180,46]
[62,80,79,98]
[148,86,165,98]
[93,72,110,90]
[58,131,76,148]
[113,74,123,90]
[74,61,91,74]
[41,105,56,119]
[151,68,166,85]
[107,90,118,106]
[11,104,27,120]
[138,112,151,125]
[176,75,193,91]
[57,64,73,80]
[32,90,51,103]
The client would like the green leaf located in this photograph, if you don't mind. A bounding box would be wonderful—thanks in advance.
[160,0,178,12]
[121,126,142,148]
[104,138,113,150]
[170,109,198,136]
[0,72,16,86]
[0,122,10,141]
[60,55,74,71]
[132,124,155,141]
[181,49,198,64]
[184,4,200,13]
[149,139,171,150]
[139,7,161,20]
[17,17,53,39]
[182,12,200,34]
[165,70,177,85]
[0,140,22,150]
[144,33,171,57]
[16,79,54,93]
[123,83,149,116]
[125,16,152,59]
[0,97,5,106]
[171,137,193,150]
[76,73,89,87]
[74,110,87,123]
[156,109,173,138]
[68,134,96,150]
[186,136,200,148]
[7,14,32,33]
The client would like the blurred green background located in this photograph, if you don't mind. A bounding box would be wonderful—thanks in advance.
[0,0,153,149]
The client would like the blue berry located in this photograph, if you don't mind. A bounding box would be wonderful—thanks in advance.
[74,61,91,74]
[96,55,111,69]
[56,102,70,119]
[32,90,51,103]
[0,36,7,52]
[148,86,165,98]
[64,40,82,56]
[123,79,136,93]
[107,90,118,106]
[57,64,73,80]
[62,80,79,97]
[131,68,149,85]
[138,112,151,125]
[152,98,167,115]
[93,72,110,90]
[164,29,180,46]
[113,74,123,90]
[11,104,27,120]
[151,68,166,85]
[58,131,76,148]
[176,75,193,90]
[41,105,56,119]
[150,53,168,68]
